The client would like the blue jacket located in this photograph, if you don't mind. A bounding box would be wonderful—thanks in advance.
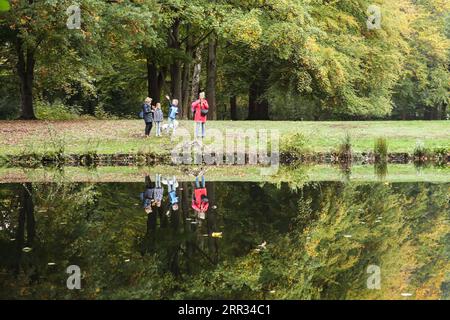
[169,190,178,204]
[142,103,153,123]
[168,104,178,120]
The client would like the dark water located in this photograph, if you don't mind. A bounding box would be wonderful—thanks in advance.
[0,179,449,300]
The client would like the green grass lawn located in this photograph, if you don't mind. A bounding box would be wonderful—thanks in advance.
[0,120,448,156]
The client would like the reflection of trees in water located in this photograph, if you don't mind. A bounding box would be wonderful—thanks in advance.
[0,182,100,298]
[14,183,36,278]
[0,181,448,299]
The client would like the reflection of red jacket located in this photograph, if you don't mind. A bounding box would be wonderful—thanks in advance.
[192,99,209,123]
[192,188,209,212]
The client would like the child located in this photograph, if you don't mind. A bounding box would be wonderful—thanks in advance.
[166,176,179,211]
[192,174,209,219]
[165,95,179,135]
[142,97,154,137]
[153,103,164,137]
[153,174,164,207]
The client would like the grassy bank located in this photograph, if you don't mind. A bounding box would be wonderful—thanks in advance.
[1,164,449,184]
[0,120,448,158]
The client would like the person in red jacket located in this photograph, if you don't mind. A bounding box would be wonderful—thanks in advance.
[191,92,209,139]
[192,174,209,219]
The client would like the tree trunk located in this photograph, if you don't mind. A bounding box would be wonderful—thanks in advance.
[16,39,36,120]
[248,82,258,120]
[191,45,203,116]
[169,19,182,115]
[147,59,162,102]
[230,96,237,120]
[248,79,270,120]
[258,98,269,120]
[181,29,193,120]
[441,103,447,120]
[206,34,217,120]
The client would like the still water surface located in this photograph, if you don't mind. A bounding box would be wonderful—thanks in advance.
[0,177,448,299]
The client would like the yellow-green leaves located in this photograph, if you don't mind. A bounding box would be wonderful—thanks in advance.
[0,0,9,12]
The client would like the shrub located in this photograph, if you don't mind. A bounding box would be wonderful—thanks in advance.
[433,147,448,159]
[413,141,431,158]
[374,137,388,160]
[94,104,118,120]
[35,99,82,120]
[280,133,310,156]
[338,133,352,159]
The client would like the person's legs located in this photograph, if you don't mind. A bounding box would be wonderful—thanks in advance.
[155,122,159,136]
[201,175,205,188]
[145,122,152,136]
[145,175,152,188]
[201,122,206,138]
[173,176,178,188]
[168,118,174,133]
[195,122,201,139]
[195,176,200,188]
[156,174,161,188]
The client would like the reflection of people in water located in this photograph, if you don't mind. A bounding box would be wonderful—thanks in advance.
[165,176,179,211]
[140,176,154,214]
[153,174,164,208]
[192,174,209,219]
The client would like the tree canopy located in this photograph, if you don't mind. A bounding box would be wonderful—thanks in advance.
[0,0,449,120]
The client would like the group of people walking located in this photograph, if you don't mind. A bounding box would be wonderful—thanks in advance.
[141,92,209,139]
[141,174,210,221]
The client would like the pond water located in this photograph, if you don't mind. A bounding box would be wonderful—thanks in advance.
[0,177,448,300]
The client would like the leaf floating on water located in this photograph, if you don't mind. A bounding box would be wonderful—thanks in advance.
[211,232,223,238]
[257,241,267,250]
[344,235,352,238]
[48,262,56,266]
[124,259,130,263]
[22,247,32,253]
[212,205,217,209]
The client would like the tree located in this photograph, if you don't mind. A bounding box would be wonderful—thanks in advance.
[392,0,450,120]
[0,0,157,119]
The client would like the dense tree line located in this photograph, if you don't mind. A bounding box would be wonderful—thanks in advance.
[0,0,449,120]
